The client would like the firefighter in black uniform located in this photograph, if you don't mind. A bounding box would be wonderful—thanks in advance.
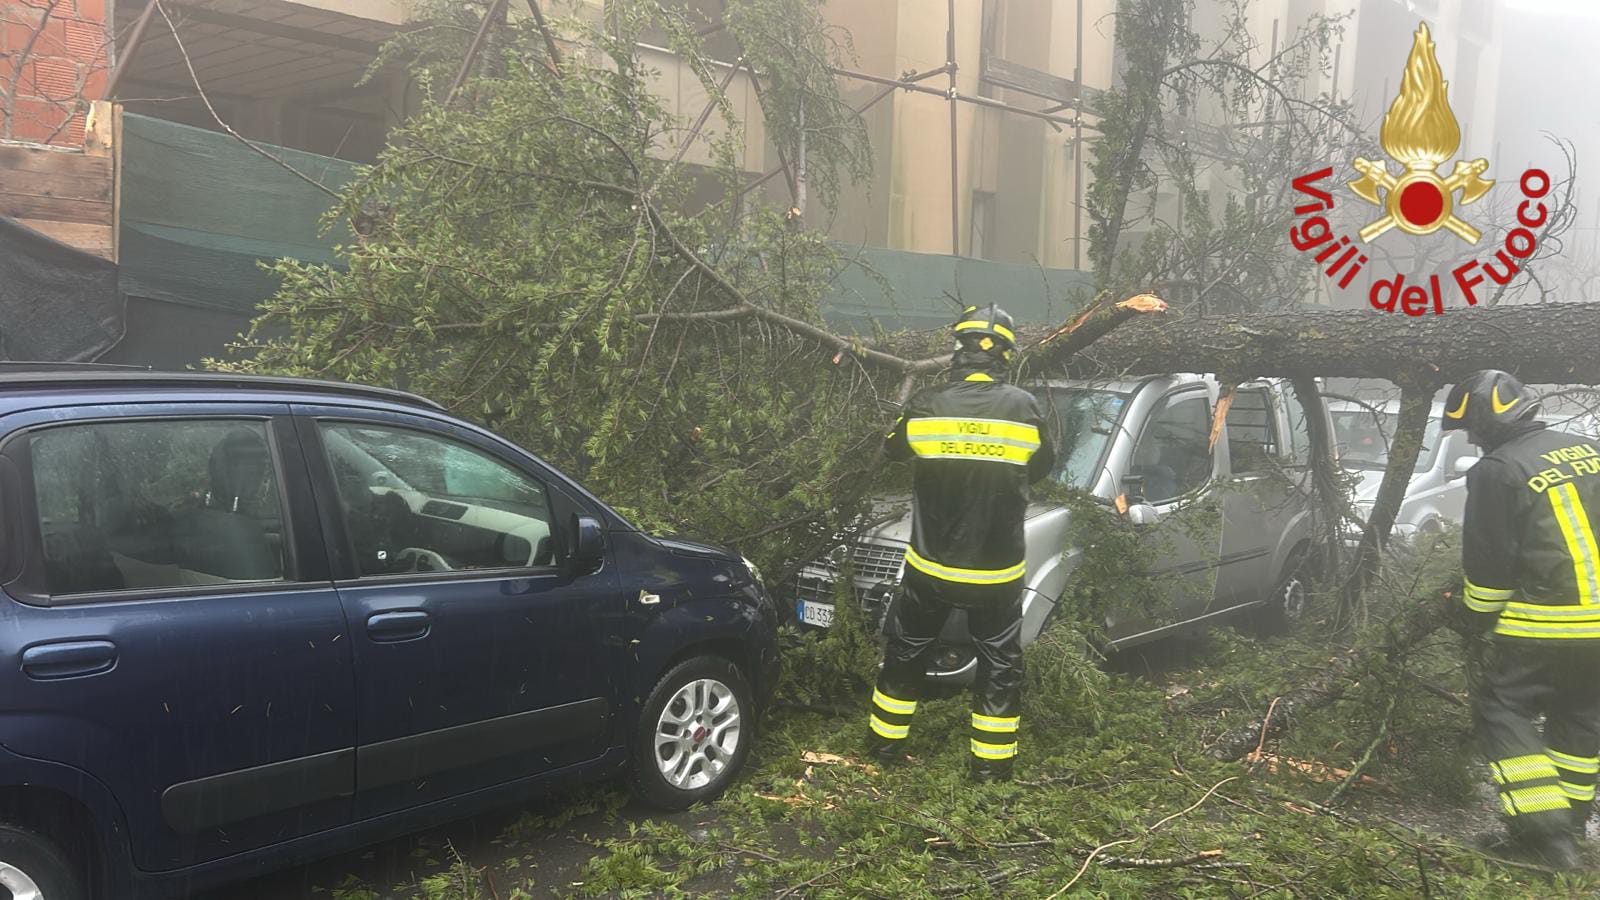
[866,305,1055,782]
[1445,369,1600,870]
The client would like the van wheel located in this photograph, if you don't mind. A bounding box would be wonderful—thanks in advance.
[1248,557,1309,637]
[0,824,82,900]
[629,656,753,811]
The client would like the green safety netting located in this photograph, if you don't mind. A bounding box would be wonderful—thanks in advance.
[118,113,357,313]
[825,247,1094,335]
[117,113,1092,331]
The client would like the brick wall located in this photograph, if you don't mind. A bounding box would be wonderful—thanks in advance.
[1,0,109,147]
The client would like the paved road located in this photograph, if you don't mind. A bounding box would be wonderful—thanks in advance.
[187,785,709,899]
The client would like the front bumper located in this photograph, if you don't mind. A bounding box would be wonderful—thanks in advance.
[790,539,979,683]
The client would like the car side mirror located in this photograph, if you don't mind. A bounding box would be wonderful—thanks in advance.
[1122,474,1147,506]
[1450,456,1478,478]
[1127,503,1161,527]
[569,514,605,573]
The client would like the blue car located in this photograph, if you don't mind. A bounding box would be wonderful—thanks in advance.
[0,368,779,899]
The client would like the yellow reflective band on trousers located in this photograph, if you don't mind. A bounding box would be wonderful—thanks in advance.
[1560,780,1597,802]
[870,715,909,740]
[905,547,1025,585]
[1549,749,1600,774]
[1550,482,1600,605]
[1490,754,1559,785]
[873,689,917,716]
[906,417,1040,466]
[1501,783,1572,816]
[1464,578,1512,613]
[971,713,1020,734]
[970,738,1018,760]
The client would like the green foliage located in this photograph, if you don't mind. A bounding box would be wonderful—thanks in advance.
[774,570,880,705]
[1088,0,1367,312]
[212,0,890,579]
[562,625,1579,898]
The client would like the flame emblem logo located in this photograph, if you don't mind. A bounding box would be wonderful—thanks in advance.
[1347,23,1494,244]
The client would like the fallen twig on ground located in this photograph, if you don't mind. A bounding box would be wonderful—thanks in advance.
[1045,776,1240,897]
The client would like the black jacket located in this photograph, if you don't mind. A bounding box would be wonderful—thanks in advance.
[886,363,1055,586]
[1462,422,1600,641]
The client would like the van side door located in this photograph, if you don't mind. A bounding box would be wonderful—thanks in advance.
[1215,384,1299,608]
[1120,387,1223,630]
[0,404,355,872]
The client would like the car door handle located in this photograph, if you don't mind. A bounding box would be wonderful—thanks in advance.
[21,640,117,680]
[366,611,431,643]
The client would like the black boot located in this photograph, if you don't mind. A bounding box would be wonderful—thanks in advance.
[1571,800,1593,841]
[867,735,908,765]
[1530,829,1584,871]
[1506,817,1585,871]
[969,757,1014,783]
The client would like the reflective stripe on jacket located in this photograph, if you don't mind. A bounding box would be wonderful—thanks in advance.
[1463,424,1600,640]
[886,365,1055,584]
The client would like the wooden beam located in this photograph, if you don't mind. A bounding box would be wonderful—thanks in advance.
[15,220,115,260]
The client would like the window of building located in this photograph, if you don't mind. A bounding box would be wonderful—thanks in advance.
[30,419,288,595]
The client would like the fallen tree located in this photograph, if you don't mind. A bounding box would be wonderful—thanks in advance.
[1051,304,1600,385]
[1208,581,1456,761]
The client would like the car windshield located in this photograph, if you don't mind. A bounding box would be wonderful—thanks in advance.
[1331,409,1443,473]
[1029,387,1128,489]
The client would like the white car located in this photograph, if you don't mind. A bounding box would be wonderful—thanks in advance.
[1328,400,1480,542]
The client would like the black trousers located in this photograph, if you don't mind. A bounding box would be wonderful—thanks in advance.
[1473,639,1600,835]
[868,568,1025,764]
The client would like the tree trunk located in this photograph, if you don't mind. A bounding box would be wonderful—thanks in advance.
[1046,305,1600,386]
[1339,385,1434,622]
[1289,374,1342,584]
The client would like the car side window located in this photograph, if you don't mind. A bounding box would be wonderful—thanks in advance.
[1130,391,1214,504]
[1282,388,1312,466]
[29,420,289,596]
[319,422,555,578]
[1225,388,1279,475]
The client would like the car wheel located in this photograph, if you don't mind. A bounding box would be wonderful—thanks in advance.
[0,824,83,900]
[629,656,754,810]
[1248,557,1309,637]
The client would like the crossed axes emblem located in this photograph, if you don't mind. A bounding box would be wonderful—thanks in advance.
[1347,157,1494,245]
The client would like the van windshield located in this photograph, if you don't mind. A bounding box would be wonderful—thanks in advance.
[1331,408,1442,473]
[1029,387,1128,489]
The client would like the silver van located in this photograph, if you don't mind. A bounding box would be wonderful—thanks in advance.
[793,374,1330,680]
[1328,400,1479,543]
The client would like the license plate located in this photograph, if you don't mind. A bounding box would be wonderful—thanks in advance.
[797,600,834,628]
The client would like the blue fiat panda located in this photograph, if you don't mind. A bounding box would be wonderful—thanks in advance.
[0,368,778,899]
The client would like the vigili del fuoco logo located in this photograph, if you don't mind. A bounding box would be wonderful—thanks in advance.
[1289,22,1550,315]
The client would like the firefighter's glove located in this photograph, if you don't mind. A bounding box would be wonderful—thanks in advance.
[1452,589,1497,637]
[1446,595,1499,639]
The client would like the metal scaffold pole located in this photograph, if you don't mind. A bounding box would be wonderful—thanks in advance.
[948,0,960,257]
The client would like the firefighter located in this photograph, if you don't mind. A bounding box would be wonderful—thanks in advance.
[866,304,1055,782]
[1445,369,1600,870]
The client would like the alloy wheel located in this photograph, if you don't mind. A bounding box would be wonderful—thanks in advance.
[0,861,43,900]
[655,677,742,790]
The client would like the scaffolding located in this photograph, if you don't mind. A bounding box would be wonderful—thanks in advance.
[107,0,1104,263]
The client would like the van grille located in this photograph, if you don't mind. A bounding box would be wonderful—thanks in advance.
[846,539,908,583]
[791,538,906,604]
